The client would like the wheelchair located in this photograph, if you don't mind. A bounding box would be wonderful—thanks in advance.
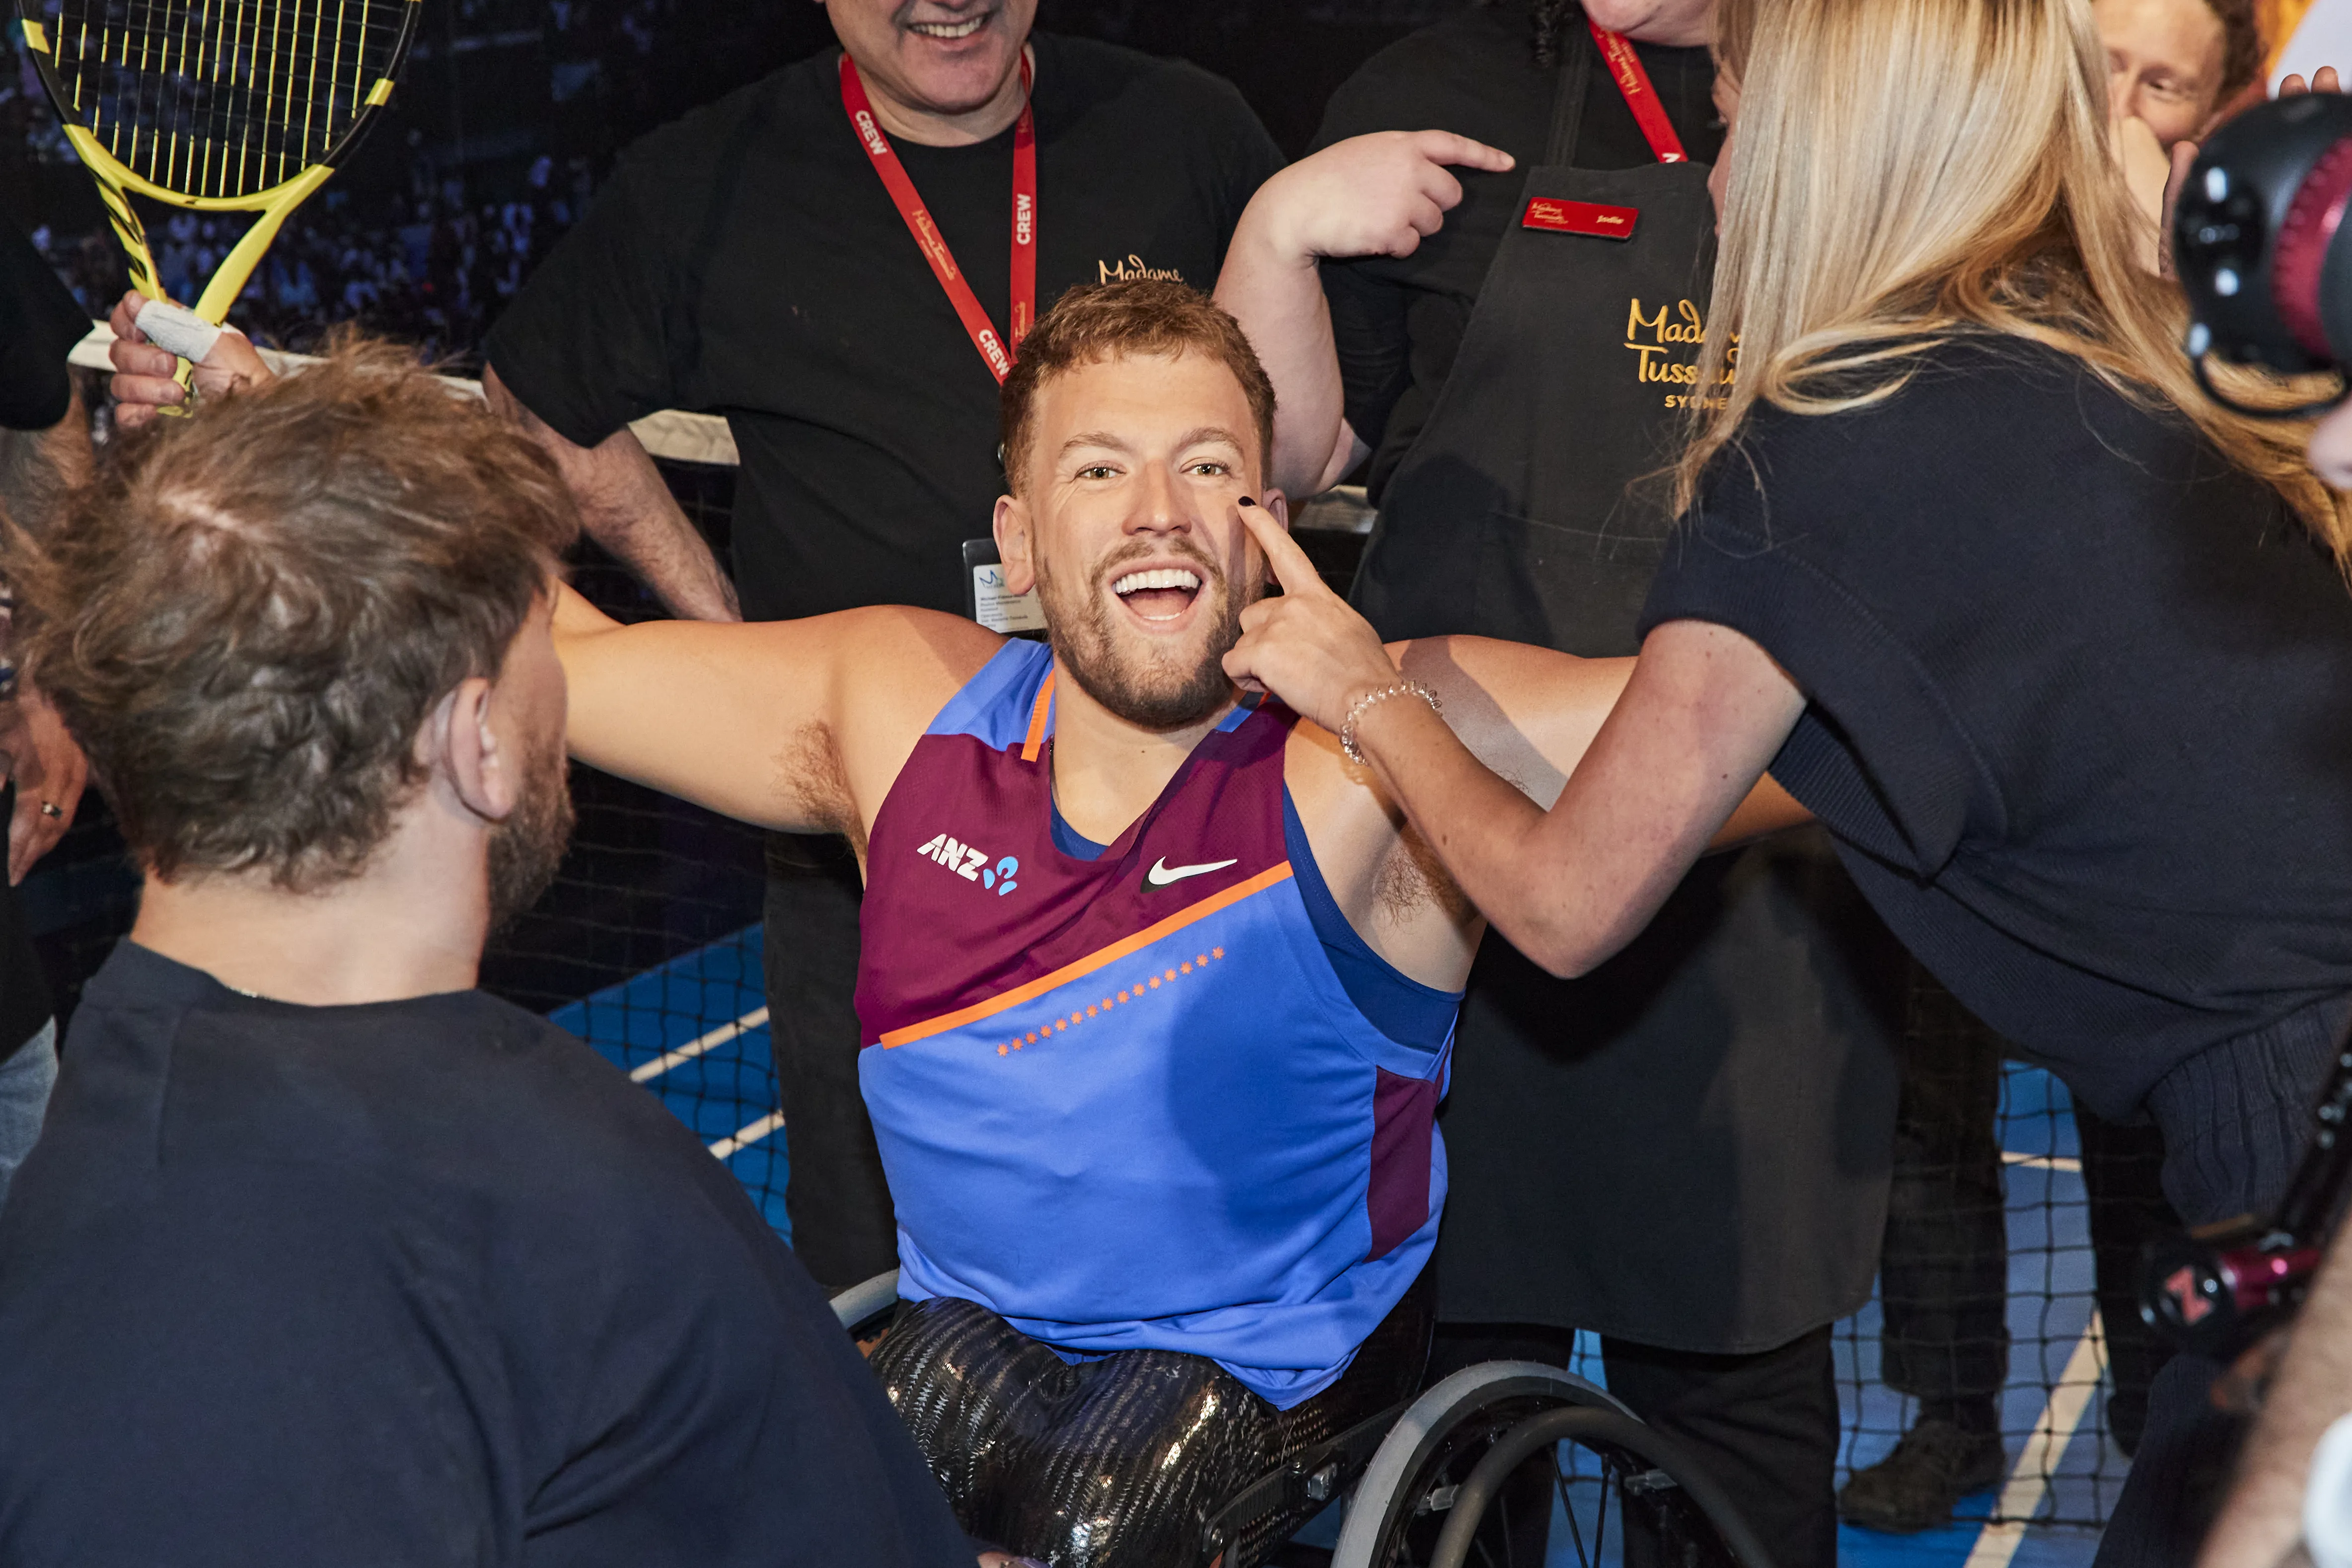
[830,1271,1777,1568]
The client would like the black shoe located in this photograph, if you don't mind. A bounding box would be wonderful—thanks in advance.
[1837,1419,2009,1534]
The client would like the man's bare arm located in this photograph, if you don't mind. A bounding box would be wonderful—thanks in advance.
[1291,634,1807,993]
[484,365,741,624]
[1214,132,1514,499]
[553,585,992,840]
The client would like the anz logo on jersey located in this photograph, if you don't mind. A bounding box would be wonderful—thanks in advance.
[915,832,1020,896]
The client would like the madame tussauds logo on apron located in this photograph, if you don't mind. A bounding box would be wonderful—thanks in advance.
[1624,297,1738,410]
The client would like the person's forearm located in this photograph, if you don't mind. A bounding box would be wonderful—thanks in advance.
[1214,209,1357,500]
[1347,693,1686,975]
[483,367,740,623]
[572,436,741,624]
[2202,1231,2352,1568]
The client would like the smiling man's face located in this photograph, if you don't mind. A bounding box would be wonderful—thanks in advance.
[995,351,1285,732]
[821,0,1037,120]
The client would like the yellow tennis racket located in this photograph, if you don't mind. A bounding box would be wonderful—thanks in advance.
[17,0,421,350]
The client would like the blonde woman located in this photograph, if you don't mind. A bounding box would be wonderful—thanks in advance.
[1224,0,2352,1562]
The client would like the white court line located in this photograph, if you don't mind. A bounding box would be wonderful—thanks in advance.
[1962,1313,2109,1568]
[2002,1151,2084,1173]
[709,1111,787,1161]
[628,1006,770,1083]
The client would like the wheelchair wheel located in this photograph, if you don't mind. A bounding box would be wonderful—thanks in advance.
[1328,1361,1776,1568]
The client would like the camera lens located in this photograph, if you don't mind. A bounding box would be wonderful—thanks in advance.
[2177,93,2352,373]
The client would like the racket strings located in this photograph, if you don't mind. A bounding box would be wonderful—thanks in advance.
[44,0,403,199]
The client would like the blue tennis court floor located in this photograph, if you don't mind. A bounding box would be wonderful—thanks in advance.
[556,926,2113,1568]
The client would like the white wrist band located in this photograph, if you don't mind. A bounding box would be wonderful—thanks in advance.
[1339,679,1442,766]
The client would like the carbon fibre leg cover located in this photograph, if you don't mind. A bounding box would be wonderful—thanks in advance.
[869,1279,1431,1568]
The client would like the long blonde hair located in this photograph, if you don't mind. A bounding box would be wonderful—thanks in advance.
[1679,0,2349,553]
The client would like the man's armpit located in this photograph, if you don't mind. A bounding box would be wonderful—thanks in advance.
[1374,818,1475,929]
[778,720,865,857]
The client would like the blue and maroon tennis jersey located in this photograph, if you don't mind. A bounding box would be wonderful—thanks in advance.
[856,639,1459,1407]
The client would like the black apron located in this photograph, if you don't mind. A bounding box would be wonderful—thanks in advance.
[1353,28,1905,1351]
[1351,33,1718,653]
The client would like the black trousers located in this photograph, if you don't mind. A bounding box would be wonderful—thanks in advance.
[761,831,899,1292]
[1877,971,2178,1453]
[1426,1323,1841,1568]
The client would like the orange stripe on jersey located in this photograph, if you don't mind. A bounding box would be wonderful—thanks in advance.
[1020,669,1056,762]
[879,861,1295,1048]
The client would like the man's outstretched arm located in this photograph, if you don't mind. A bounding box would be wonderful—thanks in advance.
[1396,634,1807,849]
[553,585,994,838]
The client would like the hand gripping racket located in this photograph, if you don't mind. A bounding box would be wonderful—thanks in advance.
[16,0,421,378]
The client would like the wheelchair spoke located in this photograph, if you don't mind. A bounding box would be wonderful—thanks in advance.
[1562,1460,1592,1567]
[1595,1453,1610,1564]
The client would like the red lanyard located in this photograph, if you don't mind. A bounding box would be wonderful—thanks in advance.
[840,51,1036,383]
[1587,21,1689,165]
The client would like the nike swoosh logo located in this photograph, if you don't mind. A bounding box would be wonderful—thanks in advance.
[1145,856,1239,888]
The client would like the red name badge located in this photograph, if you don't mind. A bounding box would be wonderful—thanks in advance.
[1522,197,1640,241]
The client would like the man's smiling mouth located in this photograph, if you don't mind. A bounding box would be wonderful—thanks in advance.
[1112,568,1203,622]
[907,13,989,39]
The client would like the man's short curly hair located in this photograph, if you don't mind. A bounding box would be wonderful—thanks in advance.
[1000,279,1278,496]
[11,335,579,891]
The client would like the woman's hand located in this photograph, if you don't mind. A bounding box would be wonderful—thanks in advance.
[106,290,274,428]
[1223,498,1402,737]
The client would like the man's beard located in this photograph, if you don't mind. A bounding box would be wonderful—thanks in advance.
[1035,542,1247,730]
[485,721,576,936]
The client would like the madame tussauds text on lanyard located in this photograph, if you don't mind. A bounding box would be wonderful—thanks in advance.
[1350,20,1727,658]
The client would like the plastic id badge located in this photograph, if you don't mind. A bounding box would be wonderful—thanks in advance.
[963,538,1046,637]
[1521,197,1640,240]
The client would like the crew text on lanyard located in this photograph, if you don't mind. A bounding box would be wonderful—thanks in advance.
[840,52,1037,383]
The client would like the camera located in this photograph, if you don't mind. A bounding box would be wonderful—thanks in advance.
[2176,92,2352,409]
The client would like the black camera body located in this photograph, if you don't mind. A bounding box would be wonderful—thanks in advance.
[2177,93,2352,383]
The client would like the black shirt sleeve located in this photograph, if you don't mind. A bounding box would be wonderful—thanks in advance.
[483,112,725,447]
[0,212,88,433]
[1638,401,1987,877]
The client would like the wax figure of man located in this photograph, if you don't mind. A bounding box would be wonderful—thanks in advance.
[482,0,1283,1294]
[0,344,976,1568]
[543,280,1803,1567]
[1213,2,1903,1560]
[0,208,92,1210]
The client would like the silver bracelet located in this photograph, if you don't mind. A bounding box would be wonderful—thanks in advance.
[1338,679,1442,766]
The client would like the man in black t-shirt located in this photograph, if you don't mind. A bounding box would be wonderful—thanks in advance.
[0,211,95,1212]
[0,344,973,1568]
[476,0,1284,1289]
